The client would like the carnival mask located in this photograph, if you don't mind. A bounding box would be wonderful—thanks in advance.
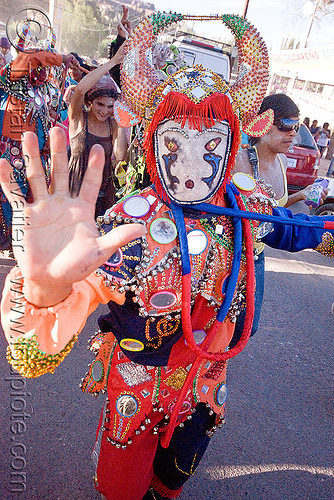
[155,119,231,204]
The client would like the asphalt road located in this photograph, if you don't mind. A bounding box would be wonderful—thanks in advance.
[0,201,333,500]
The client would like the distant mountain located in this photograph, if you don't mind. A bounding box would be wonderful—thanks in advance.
[99,0,156,17]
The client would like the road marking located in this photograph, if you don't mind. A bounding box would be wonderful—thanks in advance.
[265,257,334,276]
[207,463,334,479]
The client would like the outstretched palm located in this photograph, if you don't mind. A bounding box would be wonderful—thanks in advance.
[0,128,145,306]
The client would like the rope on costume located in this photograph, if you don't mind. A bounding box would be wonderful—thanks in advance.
[192,202,334,231]
[161,190,255,448]
[170,200,243,361]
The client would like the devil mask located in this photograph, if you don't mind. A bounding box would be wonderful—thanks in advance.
[154,118,231,204]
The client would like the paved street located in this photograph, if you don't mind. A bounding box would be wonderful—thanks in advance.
[0,202,333,499]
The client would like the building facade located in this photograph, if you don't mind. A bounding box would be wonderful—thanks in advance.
[268,45,334,130]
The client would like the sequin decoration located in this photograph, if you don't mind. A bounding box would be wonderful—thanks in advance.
[315,232,334,258]
[145,317,180,349]
[165,367,188,390]
[121,16,160,118]
[146,66,230,123]
[117,361,153,387]
[6,333,78,378]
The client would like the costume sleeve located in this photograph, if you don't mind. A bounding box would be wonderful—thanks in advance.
[1,266,125,378]
[262,207,334,256]
[9,51,63,80]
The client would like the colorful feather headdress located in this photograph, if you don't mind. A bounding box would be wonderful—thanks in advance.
[115,12,273,137]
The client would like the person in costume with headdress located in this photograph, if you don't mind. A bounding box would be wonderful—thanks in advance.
[0,21,78,249]
[1,13,334,500]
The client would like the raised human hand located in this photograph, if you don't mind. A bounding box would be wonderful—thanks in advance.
[0,128,146,307]
[118,5,131,38]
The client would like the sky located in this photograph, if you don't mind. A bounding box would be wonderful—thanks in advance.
[152,0,334,51]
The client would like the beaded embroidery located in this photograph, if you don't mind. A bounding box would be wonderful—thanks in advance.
[315,232,334,258]
[7,333,78,378]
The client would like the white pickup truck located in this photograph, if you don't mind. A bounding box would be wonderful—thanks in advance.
[173,39,231,82]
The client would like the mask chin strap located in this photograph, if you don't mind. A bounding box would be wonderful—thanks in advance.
[162,184,255,448]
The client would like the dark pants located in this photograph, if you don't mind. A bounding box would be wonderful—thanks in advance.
[152,403,216,492]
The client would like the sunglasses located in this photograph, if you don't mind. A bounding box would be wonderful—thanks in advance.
[274,118,300,133]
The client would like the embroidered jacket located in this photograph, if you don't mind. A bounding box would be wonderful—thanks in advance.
[2,183,334,446]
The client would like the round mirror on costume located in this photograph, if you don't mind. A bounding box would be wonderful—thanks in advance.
[232,172,256,192]
[123,195,150,218]
[187,229,208,255]
[155,119,231,204]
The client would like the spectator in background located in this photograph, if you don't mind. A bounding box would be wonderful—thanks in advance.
[310,119,320,138]
[317,122,331,157]
[0,37,13,65]
[303,117,310,129]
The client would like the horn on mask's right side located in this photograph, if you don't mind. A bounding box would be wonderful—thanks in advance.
[222,14,273,136]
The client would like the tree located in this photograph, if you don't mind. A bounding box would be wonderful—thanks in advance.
[61,0,109,58]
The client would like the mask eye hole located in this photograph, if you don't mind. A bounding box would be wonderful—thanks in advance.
[205,137,221,151]
[164,137,179,152]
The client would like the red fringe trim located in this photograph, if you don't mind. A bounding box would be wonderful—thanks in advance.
[150,474,183,498]
[143,91,240,201]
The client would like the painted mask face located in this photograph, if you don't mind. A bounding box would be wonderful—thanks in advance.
[155,119,231,204]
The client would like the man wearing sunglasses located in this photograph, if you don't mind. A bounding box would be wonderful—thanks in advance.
[231,93,326,347]
[274,117,300,133]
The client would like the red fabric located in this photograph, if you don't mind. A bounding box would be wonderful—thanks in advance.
[9,50,63,80]
[95,410,162,500]
[150,474,183,498]
[324,220,334,230]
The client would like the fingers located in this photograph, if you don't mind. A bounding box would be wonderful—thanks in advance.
[98,223,146,257]
[49,127,70,195]
[22,132,48,200]
[121,5,129,22]
[79,144,104,204]
[0,158,25,208]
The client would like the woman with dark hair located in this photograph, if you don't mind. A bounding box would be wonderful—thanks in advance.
[317,122,331,157]
[68,46,127,216]
[231,94,326,345]
[303,116,310,129]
